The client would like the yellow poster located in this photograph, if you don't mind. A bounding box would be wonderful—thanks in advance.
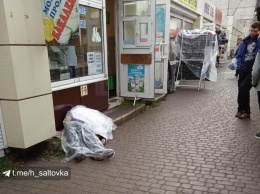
[42,0,80,46]
[180,0,198,9]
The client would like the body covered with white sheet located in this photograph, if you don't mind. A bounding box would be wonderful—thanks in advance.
[61,105,117,162]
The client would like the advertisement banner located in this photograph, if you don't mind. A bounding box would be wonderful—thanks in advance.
[128,65,145,93]
[42,0,80,46]
[215,7,222,25]
[180,0,198,9]
[204,2,215,20]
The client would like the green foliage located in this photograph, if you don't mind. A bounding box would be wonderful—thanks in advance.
[40,138,64,161]
[152,100,161,107]
[120,100,133,106]
[121,100,142,107]
[0,156,17,177]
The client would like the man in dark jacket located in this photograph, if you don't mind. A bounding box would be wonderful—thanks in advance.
[234,38,243,77]
[235,22,260,119]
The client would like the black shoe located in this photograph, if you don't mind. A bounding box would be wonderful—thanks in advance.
[255,132,260,139]
[235,111,243,117]
[239,113,250,119]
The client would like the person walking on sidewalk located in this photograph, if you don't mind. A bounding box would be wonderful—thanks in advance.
[235,22,260,119]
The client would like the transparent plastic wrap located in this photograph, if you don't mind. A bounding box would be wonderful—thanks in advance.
[61,121,115,162]
[61,105,116,162]
[174,29,218,81]
[67,105,117,140]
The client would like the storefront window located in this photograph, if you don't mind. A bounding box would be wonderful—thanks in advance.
[139,23,149,43]
[170,17,182,37]
[184,21,193,30]
[123,21,135,45]
[123,0,151,16]
[48,5,103,83]
[169,17,182,61]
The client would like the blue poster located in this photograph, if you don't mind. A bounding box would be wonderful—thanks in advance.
[128,65,145,93]
[156,6,166,39]
[155,6,166,61]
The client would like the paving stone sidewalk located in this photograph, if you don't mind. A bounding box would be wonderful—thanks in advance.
[1,64,260,194]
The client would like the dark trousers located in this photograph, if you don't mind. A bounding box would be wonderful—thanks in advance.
[216,56,219,65]
[237,71,252,113]
[235,69,238,76]
[256,91,260,135]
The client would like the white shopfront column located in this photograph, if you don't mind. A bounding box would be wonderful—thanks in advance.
[0,0,56,148]
[194,15,203,29]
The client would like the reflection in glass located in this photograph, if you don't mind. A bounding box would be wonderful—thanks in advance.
[170,17,182,37]
[124,0,151,16]
[154,4,165,89]
[140,23,148,43]
[123,21,135,45]
[48,5,103,83]
[155,62,164,89]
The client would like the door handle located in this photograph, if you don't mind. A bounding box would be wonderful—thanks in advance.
[160,43,168,59]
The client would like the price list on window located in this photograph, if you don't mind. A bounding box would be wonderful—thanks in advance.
[79,5,87,29]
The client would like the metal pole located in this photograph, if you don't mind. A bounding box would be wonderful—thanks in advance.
[227,0,231,16]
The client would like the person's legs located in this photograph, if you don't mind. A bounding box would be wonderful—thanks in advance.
[237,90,244,113]
[255,92,260,139]
[257,91,260,109]
[238,72,252,119]
[236,72,245,116]
[235,69,238,77]
[244,90,251,114]
[239,91,250,113]
[216,56,219,67]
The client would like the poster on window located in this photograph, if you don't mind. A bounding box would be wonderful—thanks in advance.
[155,5,166,62]
[42,0,80,46]
[128,65,145,93]
[87,52,103,75]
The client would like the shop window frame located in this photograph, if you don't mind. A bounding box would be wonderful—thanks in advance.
[50,0,108,91]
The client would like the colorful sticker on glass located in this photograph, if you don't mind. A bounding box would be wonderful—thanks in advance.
[79,5,86,15]
[128,65,145,93]
[42,0,80,46]
[80,20,87,29]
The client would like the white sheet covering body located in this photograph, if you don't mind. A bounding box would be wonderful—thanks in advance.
[61,105,117,162]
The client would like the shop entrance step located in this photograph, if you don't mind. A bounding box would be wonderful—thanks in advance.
[103,103,145,126]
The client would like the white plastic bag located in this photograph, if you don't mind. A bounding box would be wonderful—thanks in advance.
[228,58,237,70]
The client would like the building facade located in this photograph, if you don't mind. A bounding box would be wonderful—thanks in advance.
[0,0,238,156]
